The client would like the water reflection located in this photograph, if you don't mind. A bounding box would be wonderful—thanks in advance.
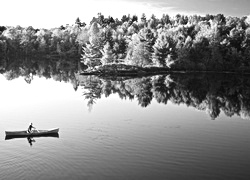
[1,57,250,120]
[27,137,35,146]
[0,56,80,89]
[79,73,250,120]
[5,134,59,141]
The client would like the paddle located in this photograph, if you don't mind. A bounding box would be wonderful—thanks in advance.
[34,127,39,133]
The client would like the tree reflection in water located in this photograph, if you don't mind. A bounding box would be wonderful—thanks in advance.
[1,57,250,120]
[79,73,250,120]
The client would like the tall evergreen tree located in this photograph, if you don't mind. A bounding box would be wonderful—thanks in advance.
[81,43,102,69]
[101,42,115,65]
[152,32,177,67]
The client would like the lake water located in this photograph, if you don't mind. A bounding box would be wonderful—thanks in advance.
[1,73,250,180]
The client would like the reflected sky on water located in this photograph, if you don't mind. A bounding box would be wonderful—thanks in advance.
[1,73,250,180]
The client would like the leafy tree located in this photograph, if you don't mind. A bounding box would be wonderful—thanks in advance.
[228,27,245,51]
[36,29,52,53]
[140,13,147,24]
[160,14,171,26]
[75,17,81,26]
[139,13,147,28]
[80,22,103,68]
[76,27,89,46]
[148,14,158,29]
[101,27,114,48]
[81,43,102,69]
[0,26,6,34]
[214,14,226,24]
[101,42,115,64]
[113,34,127,59]
[131,15,138,23]
[2,26,24,56]
[75,17,86,27]
[126,27,156,66]
[138,28,155,53]
[121,14,130,23]
[127,23,139,35]
[20,26,38,55]
[174,35,194,70]
[0,39,7,60]
[130,41,152,67]
[89,22,101,46]
[204,14,214,21]
[152,31,177,67]
[245,15,250,27]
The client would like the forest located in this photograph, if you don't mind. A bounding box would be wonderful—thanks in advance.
[1,13,250,72]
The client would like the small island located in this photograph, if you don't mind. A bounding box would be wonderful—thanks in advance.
[80,63,171,76]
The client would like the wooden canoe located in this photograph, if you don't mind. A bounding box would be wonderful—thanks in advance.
[5,128,59,137]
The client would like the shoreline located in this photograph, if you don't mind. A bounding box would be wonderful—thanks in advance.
[79,64,250,76]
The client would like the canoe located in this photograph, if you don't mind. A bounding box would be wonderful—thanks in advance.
[5,128,59,137]
[5,133,59,140]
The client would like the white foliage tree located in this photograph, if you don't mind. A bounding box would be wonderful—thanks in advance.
[101,42,115,65]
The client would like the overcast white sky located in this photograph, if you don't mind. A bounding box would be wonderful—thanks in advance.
[1,0,250,29]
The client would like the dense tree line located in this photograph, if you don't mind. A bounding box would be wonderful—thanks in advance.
[1,13,250,72]
[0,25,82,59]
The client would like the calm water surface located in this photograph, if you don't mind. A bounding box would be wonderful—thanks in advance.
[0,74,250,180]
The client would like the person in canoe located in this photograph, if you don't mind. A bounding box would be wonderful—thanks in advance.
[27,123,36,133]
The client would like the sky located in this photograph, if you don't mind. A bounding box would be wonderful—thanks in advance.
[1,0,250,29]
